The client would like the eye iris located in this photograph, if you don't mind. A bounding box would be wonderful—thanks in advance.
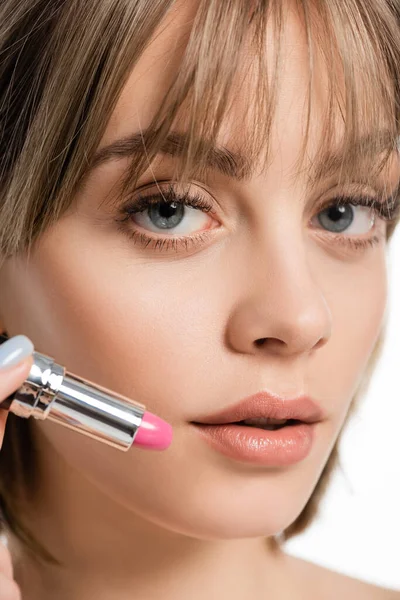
[148,201,184,229]
[318,204,353,233]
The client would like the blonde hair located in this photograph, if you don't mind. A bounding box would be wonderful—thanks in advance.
[0,0,399,565]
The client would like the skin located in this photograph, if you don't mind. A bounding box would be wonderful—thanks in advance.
[0,1,398,598]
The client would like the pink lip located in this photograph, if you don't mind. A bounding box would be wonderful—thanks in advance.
[192,391,325,425]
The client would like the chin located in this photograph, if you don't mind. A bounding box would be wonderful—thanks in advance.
[135,494,302,542]
[153,513,289,541]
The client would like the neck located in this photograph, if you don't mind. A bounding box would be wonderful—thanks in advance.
[11,538,293,600]
[8,427,299,600]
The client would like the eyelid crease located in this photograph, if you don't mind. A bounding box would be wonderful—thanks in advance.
[118,183,215,217]
[120,180,400,225]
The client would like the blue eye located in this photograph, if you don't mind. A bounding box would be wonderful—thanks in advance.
[311,194,400,250]
[114,184,400,254]
[317,204,355,234]
[115,183,217,253]
[134,194,212,233]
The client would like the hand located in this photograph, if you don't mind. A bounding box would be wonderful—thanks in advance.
[0,540,21,600]
[0,336,34,599]
[0,353,34,450]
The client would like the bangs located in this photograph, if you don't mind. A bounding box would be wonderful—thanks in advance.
[98,0,400,227]
[2,0,400,259]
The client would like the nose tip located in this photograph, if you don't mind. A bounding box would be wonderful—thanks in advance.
[225,226,334,358]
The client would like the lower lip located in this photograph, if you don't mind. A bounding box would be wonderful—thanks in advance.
[191,422,316,466]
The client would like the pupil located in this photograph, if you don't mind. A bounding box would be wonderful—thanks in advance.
[328,206,343,222]
[160,202,177,217]
[149,201,184,229]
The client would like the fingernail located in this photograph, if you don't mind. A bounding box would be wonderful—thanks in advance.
[0,335,34,370]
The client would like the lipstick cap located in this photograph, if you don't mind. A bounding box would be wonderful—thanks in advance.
[0,333,145,451]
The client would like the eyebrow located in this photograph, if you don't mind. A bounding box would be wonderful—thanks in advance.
[86,129,253,181]
[311,128,398,181]
[85,127,398,184]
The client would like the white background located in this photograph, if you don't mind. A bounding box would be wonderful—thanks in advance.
[284,226,400,590]
[1,229,400,590]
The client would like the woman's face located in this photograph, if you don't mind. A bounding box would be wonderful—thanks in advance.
[0,2,396,540]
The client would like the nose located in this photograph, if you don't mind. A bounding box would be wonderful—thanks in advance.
[226,231,332,358]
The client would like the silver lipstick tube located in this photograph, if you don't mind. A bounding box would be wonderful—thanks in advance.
[0,334,145,451]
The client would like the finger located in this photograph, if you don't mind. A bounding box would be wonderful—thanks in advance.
[0,335,35,404]
[0,572,21,599]
[0,356,33,449]
[0,542,13,579]
[0,356,34,405]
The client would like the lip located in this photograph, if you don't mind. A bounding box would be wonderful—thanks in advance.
[191,421,317,466]
[190,391,324,466]
[191,391,325,426]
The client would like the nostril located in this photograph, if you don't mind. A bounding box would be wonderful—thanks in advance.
[255,338,286,349]
[254,338,266,347]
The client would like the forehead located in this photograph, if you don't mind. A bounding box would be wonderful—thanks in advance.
[100,1,328,150]
[94,0,396,188]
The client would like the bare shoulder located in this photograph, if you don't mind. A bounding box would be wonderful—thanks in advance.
[286,554,400,599]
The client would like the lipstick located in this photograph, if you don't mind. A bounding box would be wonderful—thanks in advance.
[0,333,173,452]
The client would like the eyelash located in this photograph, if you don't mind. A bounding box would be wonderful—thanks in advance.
[114,184,400,254]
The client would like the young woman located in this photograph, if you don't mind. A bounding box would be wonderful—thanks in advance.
[0,0,399,598]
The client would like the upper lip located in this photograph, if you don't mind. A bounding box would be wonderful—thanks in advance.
[192,391,325,425]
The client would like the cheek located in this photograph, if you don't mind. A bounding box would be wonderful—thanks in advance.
[339,254,386,376]
[310,250,387,430]
[0,214,226,424]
